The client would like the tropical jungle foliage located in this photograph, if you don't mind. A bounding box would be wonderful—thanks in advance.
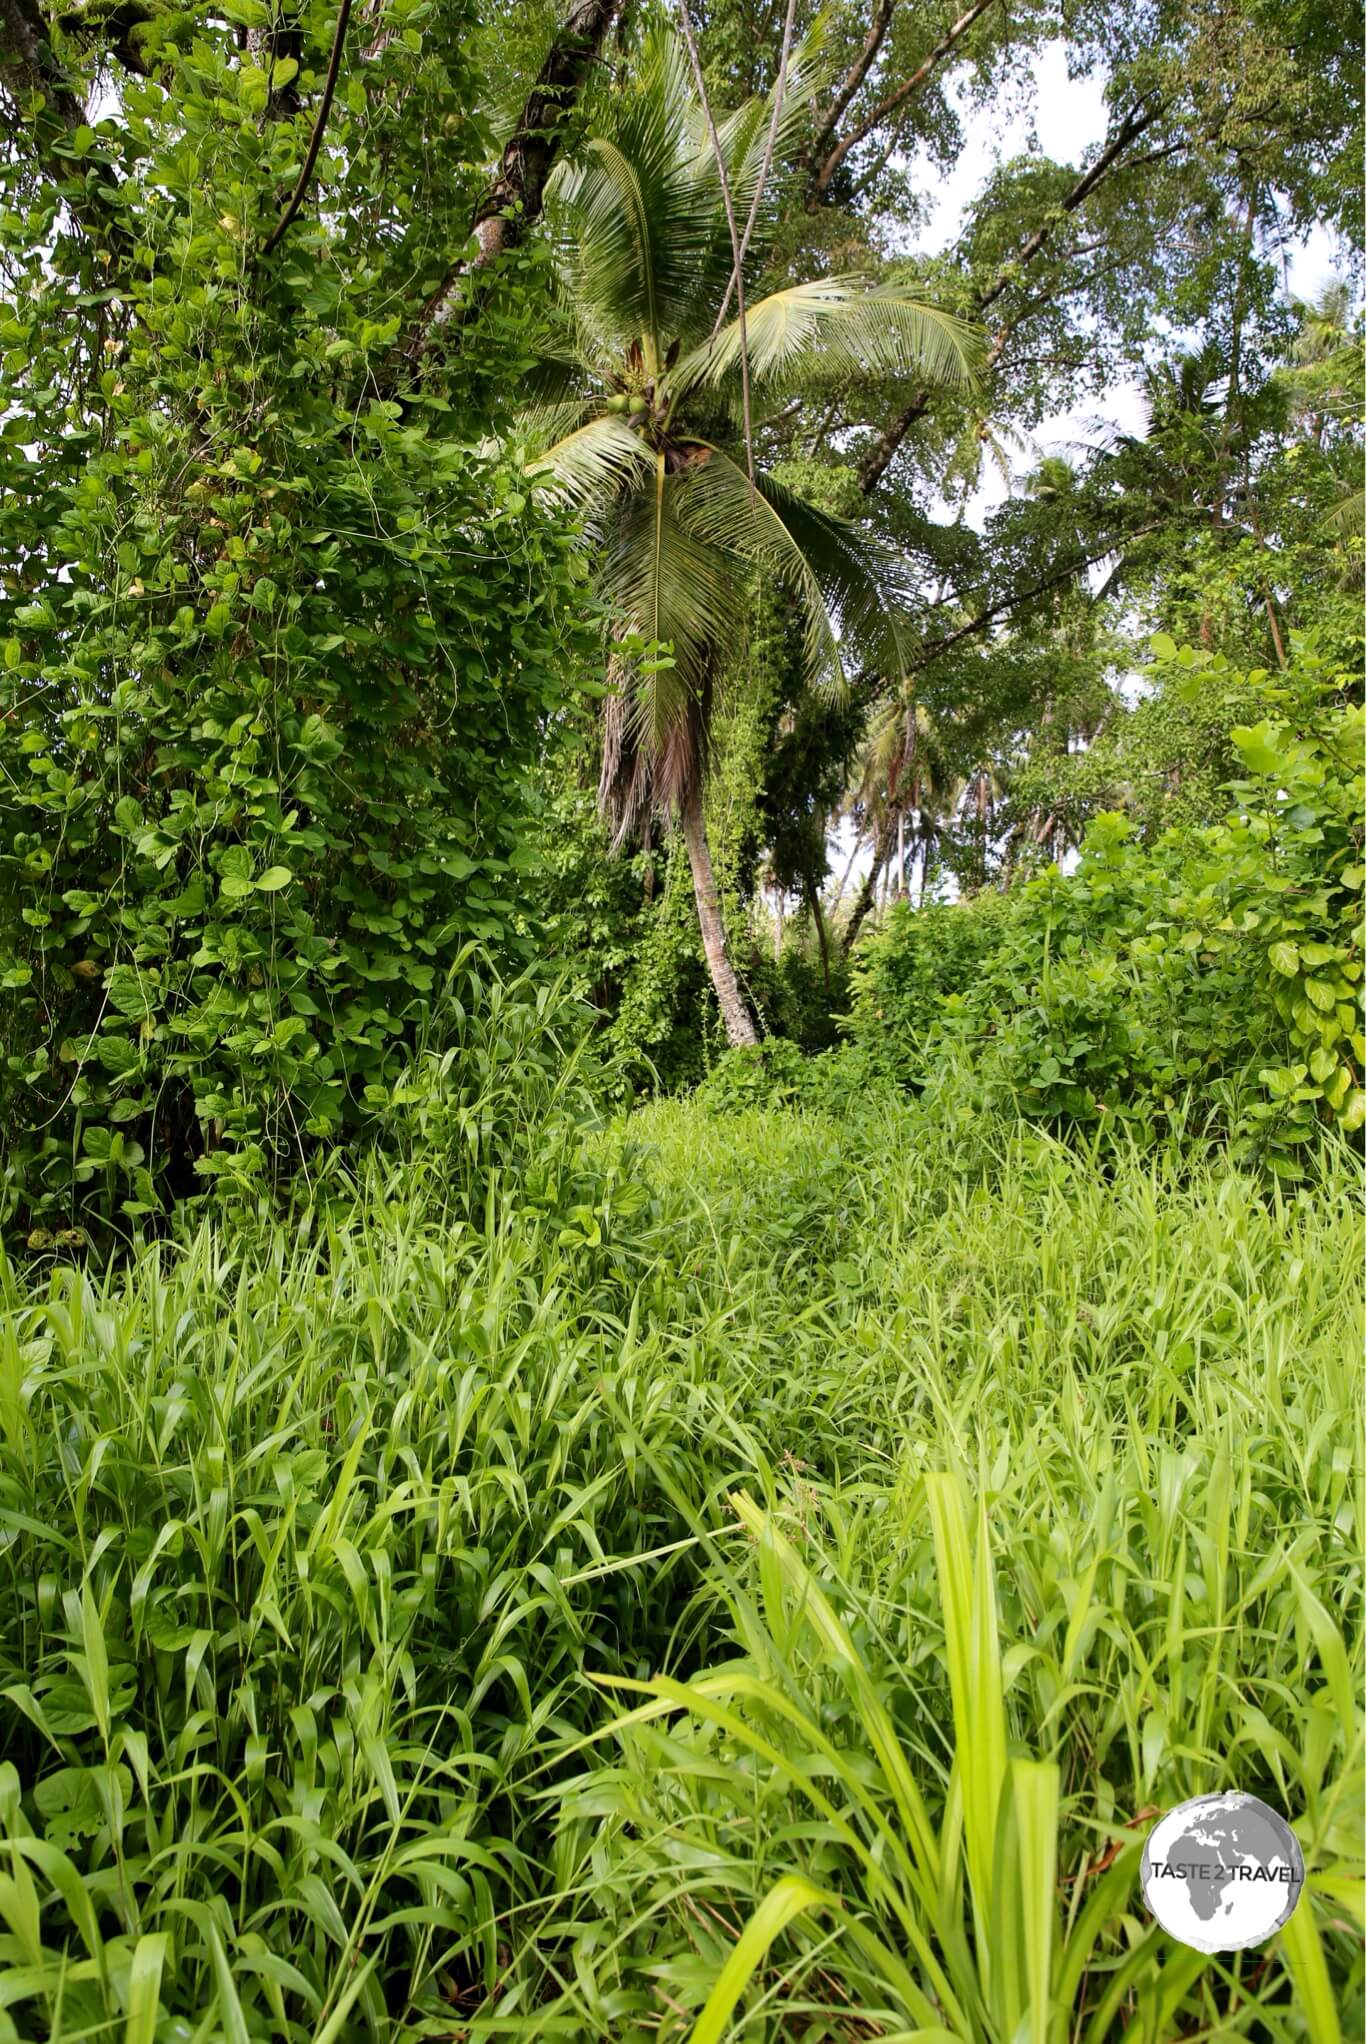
[0,0,1361,2033]
[847,642,1365,1161]
[0,0,590,1236]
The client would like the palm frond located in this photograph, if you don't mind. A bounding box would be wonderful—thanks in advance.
[763,470,925,679]
[685,38,824,311]
[689,452,924,677]
[728,42,822,211]
[599,661,709,840]
[670,446,844,684]
[546,26,714,357]
[519,345,599,402]
[600,454,742,690]
[671,279,981,401]
[671,447,923,686]
[516,396,604,451]
[599,649,702,845]
[1322,486,1365,536]
[595,459,739,834]
[527,415,657,526]
[547,26,826,359]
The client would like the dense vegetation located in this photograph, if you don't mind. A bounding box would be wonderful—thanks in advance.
[845,646,1364,1161]
[0,1092,1361,2039]
[0,0,1361,2033]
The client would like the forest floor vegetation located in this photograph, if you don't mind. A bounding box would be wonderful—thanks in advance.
[0,1081,1360,2040]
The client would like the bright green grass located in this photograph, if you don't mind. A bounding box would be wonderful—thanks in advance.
[0,1100,1360,2041]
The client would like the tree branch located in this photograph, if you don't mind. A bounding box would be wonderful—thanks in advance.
[52,0,154,74]
[259,0,351,257]
[805,0,894,170]
[403,0,621,357]
[975,95,1164,314]
[807,0,1000,208]
[856,97,1167,492]
[899,520,1165,676]
[857,389,929,493]
[840,816,893,952]
[0,0,84,119]
[0,0,134,248]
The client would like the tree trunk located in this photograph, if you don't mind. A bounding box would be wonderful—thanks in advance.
[402,0,622,355]
[804,878,831,989]
[680,778,758,1047]
[831,830,863,911]
[842,822,892,955]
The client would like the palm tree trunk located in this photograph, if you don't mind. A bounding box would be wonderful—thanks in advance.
[804,877,831,989]
[844,871,876,954]
[680,778,758,1047]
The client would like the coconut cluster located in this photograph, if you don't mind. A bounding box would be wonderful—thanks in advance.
[603,391,651,417]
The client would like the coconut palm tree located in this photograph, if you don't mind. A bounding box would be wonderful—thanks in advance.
[521,26,977,1044]
[840,694,960,947]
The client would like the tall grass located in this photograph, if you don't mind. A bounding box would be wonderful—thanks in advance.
[0,1092,1360,2039]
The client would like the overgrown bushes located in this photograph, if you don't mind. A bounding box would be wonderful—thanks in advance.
[0,8,587,1242]
[847,645,1364,1165]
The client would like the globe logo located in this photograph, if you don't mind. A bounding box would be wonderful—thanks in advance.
[1141,1792,1305,1952]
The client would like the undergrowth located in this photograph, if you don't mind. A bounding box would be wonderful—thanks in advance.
[0,1093,1360,2040]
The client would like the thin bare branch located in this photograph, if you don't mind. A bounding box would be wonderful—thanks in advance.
[806,0,895,168]
[712,0,798,336]
[259,0,352,257]
[676,0,755,483]
[900,520,1165,673]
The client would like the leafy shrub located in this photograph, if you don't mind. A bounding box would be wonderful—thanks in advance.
[0,9,587,1242]
[693,1037,891,1116]
[849,643,1365,1163]
[998,646,1278,850]
[846,891,1018,1082]
[692,1038,814,1110]
[746,936,852,1052]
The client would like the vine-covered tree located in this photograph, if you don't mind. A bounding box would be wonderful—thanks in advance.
[0,0,619,1228]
